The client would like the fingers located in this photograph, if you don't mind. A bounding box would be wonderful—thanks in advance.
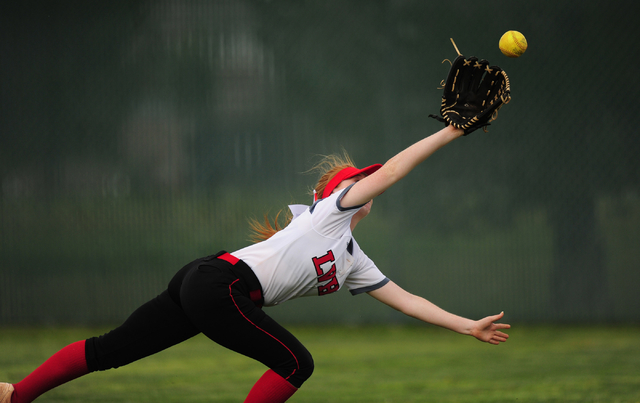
[487,315,510,345]
[488,333,509,345]
[491,311,505,321]
[489,312,511,330]
[481,312,505,327]
[495,331,509,339]
[475,312,511,345]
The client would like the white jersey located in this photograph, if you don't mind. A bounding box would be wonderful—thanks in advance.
[233,185,389,307]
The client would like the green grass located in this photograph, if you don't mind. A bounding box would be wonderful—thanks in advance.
[1,326,639,402]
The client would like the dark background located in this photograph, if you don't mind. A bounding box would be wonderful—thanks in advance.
[1,0,638,325]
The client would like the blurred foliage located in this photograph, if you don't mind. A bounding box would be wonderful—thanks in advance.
[1,0,639,324]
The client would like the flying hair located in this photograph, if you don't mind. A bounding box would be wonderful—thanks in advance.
[248,151,357,243]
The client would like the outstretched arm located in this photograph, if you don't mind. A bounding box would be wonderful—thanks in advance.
[368,281,510,345]
[340,125,464,208]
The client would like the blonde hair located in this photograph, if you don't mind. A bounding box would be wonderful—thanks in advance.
[248,151,357,243]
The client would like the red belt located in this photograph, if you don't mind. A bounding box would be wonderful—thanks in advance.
[218,252,240,265]
[218,252,263,308]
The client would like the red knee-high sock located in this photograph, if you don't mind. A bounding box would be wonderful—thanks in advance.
[244,369,298,403]
[11,340,89,403]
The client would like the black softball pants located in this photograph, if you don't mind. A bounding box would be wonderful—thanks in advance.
[84,252,314,388]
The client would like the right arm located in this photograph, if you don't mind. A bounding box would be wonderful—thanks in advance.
[368,281,510,345]
[340,125,464,208]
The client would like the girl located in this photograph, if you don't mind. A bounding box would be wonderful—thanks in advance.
[1,125,510,403]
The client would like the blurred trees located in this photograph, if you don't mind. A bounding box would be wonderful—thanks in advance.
[1,0,638,322]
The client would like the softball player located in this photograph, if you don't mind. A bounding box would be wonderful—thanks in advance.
[1,125,510,403]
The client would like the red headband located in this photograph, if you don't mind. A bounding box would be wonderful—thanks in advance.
[317,164,382,201]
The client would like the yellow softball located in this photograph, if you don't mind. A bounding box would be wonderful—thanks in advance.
[499,30,527,58]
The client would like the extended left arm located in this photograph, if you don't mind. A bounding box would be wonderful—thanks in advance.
[368,281,510,345]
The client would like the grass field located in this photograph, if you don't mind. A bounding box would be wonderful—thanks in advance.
[1,325,639,402]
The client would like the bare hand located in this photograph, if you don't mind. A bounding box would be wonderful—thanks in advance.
[470,311,510,345]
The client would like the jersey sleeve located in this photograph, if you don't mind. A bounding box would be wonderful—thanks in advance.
[343,241,389,295]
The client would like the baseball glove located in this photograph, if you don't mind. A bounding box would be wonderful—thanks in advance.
[429,54,511,135]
